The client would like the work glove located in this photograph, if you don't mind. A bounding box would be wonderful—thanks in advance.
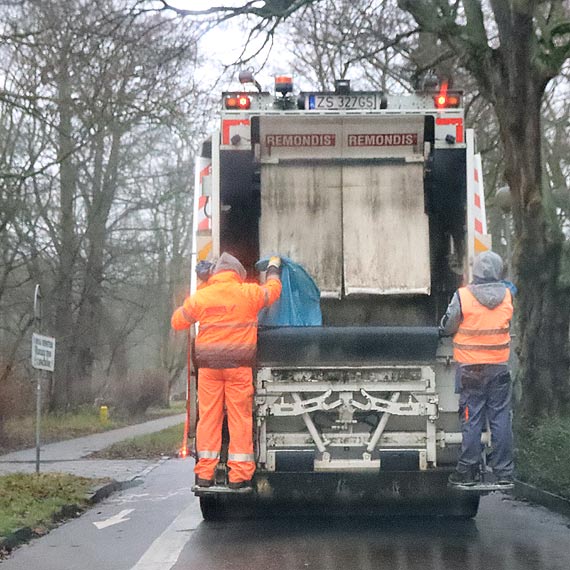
[267,256,281,269]
[196,260,213,281]
[266,256,282,278]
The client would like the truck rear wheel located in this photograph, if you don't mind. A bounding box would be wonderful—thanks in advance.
[199,496,227,522]
[447,494,480,519]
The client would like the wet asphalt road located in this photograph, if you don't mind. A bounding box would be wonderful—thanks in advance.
[177,495,570,570]
[3,458,569,570]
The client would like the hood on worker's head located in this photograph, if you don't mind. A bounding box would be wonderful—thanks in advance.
[213,252,247,281]
[469,251,507,309]
[472,251,504,283]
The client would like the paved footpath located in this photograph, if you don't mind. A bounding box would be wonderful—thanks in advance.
[0,414,185,483]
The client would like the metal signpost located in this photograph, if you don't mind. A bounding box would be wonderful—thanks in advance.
[31,285,56,473]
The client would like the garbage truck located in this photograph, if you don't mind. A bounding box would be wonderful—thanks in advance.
[187,74,493,520]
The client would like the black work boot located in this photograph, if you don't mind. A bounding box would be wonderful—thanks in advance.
[496,475,514,486]
[228,480,252,490]
[448,470,477,486]
[196,477,214,488]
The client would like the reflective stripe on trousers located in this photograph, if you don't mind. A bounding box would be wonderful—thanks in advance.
[228,453,255,462]
[197,450,220,459]
[194,367,256,483]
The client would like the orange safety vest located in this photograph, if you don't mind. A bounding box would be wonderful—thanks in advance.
[453,286,513,364]
[171,270,282,368]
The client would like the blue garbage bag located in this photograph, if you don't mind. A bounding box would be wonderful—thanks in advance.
[256,256,322,326]
[502,280,518,297]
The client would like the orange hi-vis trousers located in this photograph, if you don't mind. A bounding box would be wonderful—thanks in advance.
[195,367,255,483]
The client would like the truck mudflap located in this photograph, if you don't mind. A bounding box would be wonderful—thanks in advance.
[257,326,440,366]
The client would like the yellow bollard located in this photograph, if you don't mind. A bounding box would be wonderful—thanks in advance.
[100,405,109,425]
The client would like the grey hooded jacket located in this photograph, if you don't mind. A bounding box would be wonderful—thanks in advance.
[212,252,247,281]
[440,251,509,338]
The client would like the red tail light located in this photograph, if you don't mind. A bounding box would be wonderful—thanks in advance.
[434,94,461,108]
[433,81,461,108]
[225,93,251,110]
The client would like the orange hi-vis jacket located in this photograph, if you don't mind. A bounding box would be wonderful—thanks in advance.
[453,287,513,364]
[171,270,282,368]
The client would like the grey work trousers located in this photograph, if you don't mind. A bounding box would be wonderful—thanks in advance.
[456,364,514,478]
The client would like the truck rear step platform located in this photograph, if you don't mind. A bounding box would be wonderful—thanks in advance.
[192,485,253,496]
[449,482,514,493]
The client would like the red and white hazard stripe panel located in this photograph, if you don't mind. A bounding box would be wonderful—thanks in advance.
[472,156,489,254]
[197,163,212,233]
[221,119,250,146]
[435,116,464,143]
[465,129,491,277]
[198,195,211,232]
[199,163,211,182]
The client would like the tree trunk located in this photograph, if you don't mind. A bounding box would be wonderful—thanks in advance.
[72,126,122,402]
[497,83,570,419]
[155,149,192,403]
[52,47,76,411]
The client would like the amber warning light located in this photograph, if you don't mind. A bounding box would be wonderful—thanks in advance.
[225,93,251,110]
[275,75,293,95]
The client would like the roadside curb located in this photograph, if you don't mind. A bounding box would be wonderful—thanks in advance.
[86,456,169,503]
[513,480,570,520]
[0,457,169,555]
[85,476,141,505]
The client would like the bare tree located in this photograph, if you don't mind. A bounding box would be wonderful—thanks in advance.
[277,0,415,91]
[0,0,209,411]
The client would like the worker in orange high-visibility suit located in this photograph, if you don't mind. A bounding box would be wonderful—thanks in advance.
[171,252,282,489]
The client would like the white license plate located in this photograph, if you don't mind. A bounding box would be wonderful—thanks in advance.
[308,94,378,110]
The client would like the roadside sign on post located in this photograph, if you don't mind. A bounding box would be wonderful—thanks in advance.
[31,333,56,372]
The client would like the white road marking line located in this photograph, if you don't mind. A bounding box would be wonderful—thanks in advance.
[129,497,201,570]
[93,509,135,530]
[108,488,194,504]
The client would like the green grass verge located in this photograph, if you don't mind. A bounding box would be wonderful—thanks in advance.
[141,400,186,420]
[89,423,187,460]
[2,411,128,452]
[0,473,105,540]
[0,402,185,454]
[515,415,570,500]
